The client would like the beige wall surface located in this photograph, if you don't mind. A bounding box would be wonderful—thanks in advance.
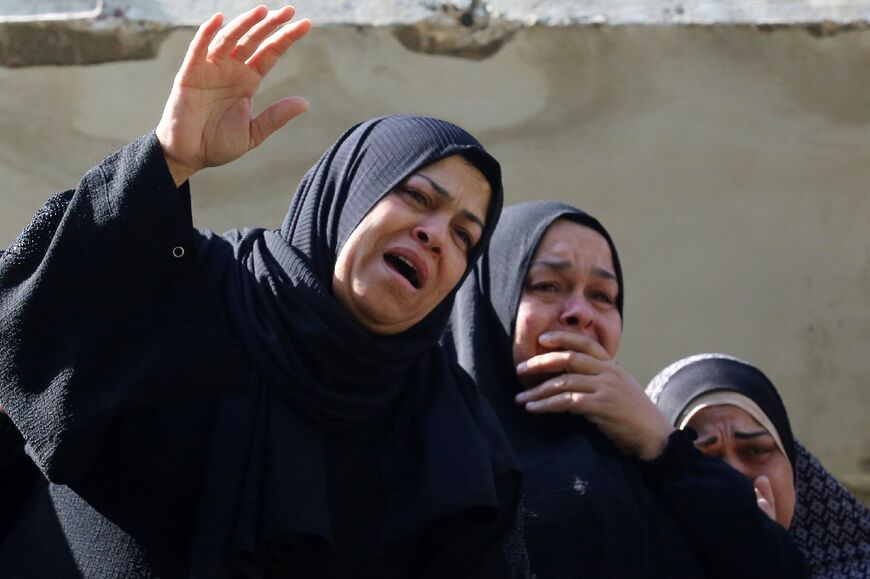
[1,18,869,499]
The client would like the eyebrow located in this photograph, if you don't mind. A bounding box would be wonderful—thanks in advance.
[415,173,485,230]
[529,260,618,282]
[696,430,772,447]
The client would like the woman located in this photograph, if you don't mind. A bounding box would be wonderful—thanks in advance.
[445,201,807,578]
[0,6,518,577]
[647,353,870,578]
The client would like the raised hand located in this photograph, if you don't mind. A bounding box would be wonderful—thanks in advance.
[156,5,312,186]
[514,331,674,460]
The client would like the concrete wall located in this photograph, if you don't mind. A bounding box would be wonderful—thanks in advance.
[1,1,869,501]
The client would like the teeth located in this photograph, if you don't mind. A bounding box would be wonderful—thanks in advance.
[385,252,421,289]
[396,255,417,272]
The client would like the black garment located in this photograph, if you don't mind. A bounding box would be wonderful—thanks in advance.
[444,201,808,578]
[0,413,40,542]
[648,353,870,578]
[0,118,519,578]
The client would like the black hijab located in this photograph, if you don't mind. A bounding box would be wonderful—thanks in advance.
[646,354,795,465]
[646,353,870,578]
[445,200,623,439]
[189,115,516,576]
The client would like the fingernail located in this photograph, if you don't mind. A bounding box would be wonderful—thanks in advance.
[515,391,528,403]
[516,361,528,373]
[539,332,554,343]
[525,401,538,411]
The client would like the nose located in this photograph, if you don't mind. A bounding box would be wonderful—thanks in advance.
[413,224,442,255]
[559,294,594,329]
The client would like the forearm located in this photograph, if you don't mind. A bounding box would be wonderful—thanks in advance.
[0,134,229,483]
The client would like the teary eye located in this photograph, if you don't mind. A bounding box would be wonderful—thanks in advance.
[455,227,473,251]
[591,291,614,304]
[742,445,775,462]
[401,187,430,207]
[529,281,559,293]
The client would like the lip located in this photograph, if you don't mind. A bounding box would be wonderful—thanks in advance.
[384,245,429,290]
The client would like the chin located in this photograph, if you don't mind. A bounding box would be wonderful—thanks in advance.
[358,307,419,335]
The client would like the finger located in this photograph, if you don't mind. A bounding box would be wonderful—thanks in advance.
[182,13,224,70]
[249,96,309,149]
[754,475,777,521]
[232,6,297,62]
[756,495,776,521]
[516,374,595,404]
[538,331,610,361]
[518,350,601,378]
[247,18,312,77]
[525,391,588,414]
[209,5,270,60]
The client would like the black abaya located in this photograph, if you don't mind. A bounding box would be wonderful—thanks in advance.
[0,117,519,577]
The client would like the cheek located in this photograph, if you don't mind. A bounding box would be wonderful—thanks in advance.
[512,301,547,365]
[442,254,468,293]
[430,256,467,310]
[765,459,795,498]
[597,313,622,357]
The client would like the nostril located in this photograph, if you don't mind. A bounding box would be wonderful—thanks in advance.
[565,316,580,326]
[416,230,429,243]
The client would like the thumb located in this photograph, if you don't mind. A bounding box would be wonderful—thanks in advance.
[249,96,309,149]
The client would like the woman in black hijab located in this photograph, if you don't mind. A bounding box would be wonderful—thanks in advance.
[445,201,807,578]
[648,353,870,578]
[0,7,518,577]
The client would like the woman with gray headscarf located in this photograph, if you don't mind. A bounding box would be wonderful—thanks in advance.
[446,201,807,577]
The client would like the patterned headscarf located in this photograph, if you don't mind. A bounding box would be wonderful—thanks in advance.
[647,353,870,578]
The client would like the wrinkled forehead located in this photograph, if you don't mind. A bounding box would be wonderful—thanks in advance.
[336,152,496,255]
[334,119,500,256]
[529,218,615,268]
[654,357,794,459]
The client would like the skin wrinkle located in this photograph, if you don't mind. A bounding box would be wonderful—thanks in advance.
[512,220,622,375]
[415,173,486,229]
[687,405,796,528]
[332,154,491,335]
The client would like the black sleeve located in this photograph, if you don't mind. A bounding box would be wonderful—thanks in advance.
[0,133,247,486]
[638,429,809,579]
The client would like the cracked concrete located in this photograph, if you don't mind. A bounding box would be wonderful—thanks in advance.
[1,2,869,502]
[394,2,519,59]
[2,1,870,65]
[0,19,170,67]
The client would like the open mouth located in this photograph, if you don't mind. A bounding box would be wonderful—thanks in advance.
[384,252,421,289]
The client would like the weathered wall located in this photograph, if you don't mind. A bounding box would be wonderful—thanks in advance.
[1,1,869,501]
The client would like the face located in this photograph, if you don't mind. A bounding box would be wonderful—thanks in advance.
[687,405,796,528]
[333,154,491,335]
[512,220,622,384]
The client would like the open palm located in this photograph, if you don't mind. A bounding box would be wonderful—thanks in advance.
[156,5,311,185]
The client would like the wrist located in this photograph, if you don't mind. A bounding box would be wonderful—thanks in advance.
[162,154,196,188]
[637,425,675,460]
[155,123,199,188]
